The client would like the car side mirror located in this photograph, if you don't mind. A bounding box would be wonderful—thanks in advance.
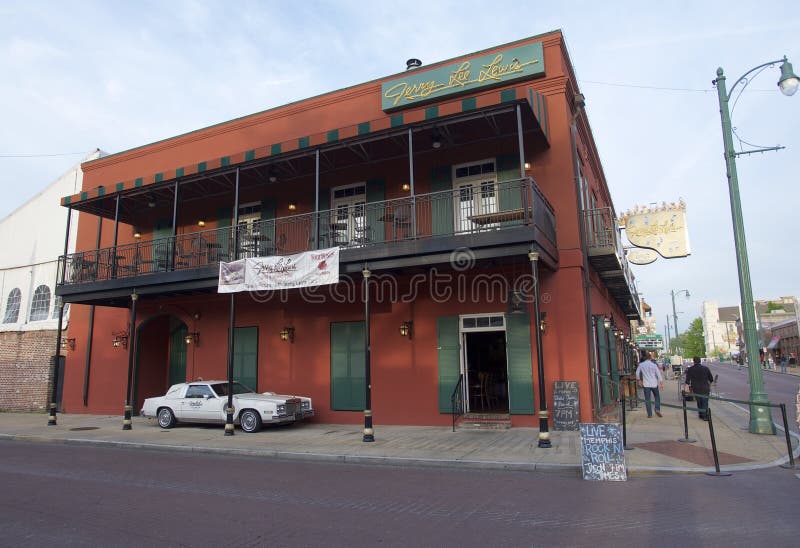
[205,394,214,399]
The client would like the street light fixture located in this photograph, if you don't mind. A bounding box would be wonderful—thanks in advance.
[670,289,690,356]
[713,56,797,434]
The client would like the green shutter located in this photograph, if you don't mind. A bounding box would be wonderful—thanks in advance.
[365,179,384,244]
[437,317,461,413]
[168,324,188,386]
[217,207,232,260]
[496,154,523,227]
[430,166,453,236]
[234,326,258,391]
[506,313,534,414]
[317,188,331,250]
[609,332,619,399]
[596,321,611,405]
[331,322,366,410]
[260,198,276,254]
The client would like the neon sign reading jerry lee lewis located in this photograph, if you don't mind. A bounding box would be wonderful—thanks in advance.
[381,42,545,111]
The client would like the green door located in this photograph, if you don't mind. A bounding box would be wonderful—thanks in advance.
[169,324,187,386]
[437,316,461,413]
[331,321,365,410]
[506,313,534,414]
[234,326,258,391]
[153,218,173,270]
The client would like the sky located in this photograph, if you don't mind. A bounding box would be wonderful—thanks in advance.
[0,0,798,336]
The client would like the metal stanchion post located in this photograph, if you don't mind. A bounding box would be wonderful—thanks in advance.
[779,403,796,470]
[678,392,696,443]
[620,393,634,451]
[705,408,732,477]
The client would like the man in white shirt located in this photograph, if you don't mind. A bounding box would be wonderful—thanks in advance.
[635,351,664,418]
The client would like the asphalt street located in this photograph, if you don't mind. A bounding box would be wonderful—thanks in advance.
[1,441,797,547]
[707,361,800,435]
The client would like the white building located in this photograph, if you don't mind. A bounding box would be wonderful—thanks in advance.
[701,297,799,358]
[0,149,103,410]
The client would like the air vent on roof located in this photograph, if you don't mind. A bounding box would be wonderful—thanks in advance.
[406,58,422,70]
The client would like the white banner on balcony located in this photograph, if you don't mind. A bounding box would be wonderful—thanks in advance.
[217,247,339,293]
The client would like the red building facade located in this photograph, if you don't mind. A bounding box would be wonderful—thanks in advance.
[55,31,639,431]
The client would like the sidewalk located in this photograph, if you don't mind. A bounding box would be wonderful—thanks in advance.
[1,380,796,475]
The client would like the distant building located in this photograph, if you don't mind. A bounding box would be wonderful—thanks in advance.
[701,297,799,358]
[0,150,103,410]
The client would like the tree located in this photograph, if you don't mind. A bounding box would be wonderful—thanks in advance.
[682,317,706,358]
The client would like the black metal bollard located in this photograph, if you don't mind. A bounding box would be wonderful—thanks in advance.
[779,403,796,470]
[705,408,731,477]
[678,392,696,443]
[620,394,634,451]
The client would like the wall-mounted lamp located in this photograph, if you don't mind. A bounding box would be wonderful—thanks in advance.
[603,316,611,329]
[401,183,411,192]
[112,330,129,349]
[280,326,295,343]
[524,162,532,170]
[198,220,206,227]
[399,321,413,338]
[268,168,278,183]
[184,332,200,345]
[61,337,76,351]
[508,290,526,315]
[539,312,547,334]
[288,202,297,212]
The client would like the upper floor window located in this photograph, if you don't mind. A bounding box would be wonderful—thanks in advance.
[3,288,21,323]
[29,285,51,322]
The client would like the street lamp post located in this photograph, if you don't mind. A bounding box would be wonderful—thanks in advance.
[713,56,798,434]
[670,289,690,356]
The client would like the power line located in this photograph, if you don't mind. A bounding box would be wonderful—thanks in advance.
[0,151,89,158]
[580,79,775,94]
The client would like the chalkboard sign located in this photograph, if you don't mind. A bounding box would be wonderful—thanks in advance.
[579,423,627,481]
[552,381,580,431]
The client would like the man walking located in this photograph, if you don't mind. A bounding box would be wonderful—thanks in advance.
[636,351,664,418]
[685,356,714,420]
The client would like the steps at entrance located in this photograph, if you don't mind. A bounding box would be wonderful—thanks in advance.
[456,413,512,430]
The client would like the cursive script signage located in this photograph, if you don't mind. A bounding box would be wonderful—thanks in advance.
[618,200,691,259]
[218,248,339,293]
[381,43,545,111]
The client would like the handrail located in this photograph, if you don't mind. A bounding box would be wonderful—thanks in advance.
[58,177,555,286]
[451,374,464,432]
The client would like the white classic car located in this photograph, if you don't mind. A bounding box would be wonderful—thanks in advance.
[140,380,314,433]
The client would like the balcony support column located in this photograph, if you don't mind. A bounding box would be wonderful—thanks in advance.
[314,148,320,249]
[408,129,417,239]
[48,206,72,427]
[225,168,240,437]
[82,216,103,406]
[111,194,120,278]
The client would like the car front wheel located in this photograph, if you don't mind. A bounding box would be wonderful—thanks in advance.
[157,408,176,429]
[239,409,262,433]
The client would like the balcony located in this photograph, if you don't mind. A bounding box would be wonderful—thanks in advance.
[584,206,640,319]
[57,178,557,301]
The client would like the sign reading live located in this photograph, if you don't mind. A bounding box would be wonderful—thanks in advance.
[618,200,691,259]
[552,381,580,431]
[381,42,545,111]
[579,423,627,481]
[218,248,339,293]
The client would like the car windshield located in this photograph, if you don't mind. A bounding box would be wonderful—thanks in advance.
[210,382,255,397]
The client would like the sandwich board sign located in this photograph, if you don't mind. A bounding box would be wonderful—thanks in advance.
[579,423,627,481]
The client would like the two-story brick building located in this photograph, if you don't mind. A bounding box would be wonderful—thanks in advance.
[54,31,640,434]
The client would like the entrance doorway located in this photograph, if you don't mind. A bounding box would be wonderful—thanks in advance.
[462,317,509,414]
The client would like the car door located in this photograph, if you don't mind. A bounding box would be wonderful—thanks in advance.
[181,384,222,422]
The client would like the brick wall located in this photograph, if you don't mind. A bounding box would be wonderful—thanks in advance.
[0,330,57,411]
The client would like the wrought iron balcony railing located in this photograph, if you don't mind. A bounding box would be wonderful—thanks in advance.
[58,177,555,286]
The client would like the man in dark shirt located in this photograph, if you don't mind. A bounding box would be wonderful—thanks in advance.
[685,356,714,420]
